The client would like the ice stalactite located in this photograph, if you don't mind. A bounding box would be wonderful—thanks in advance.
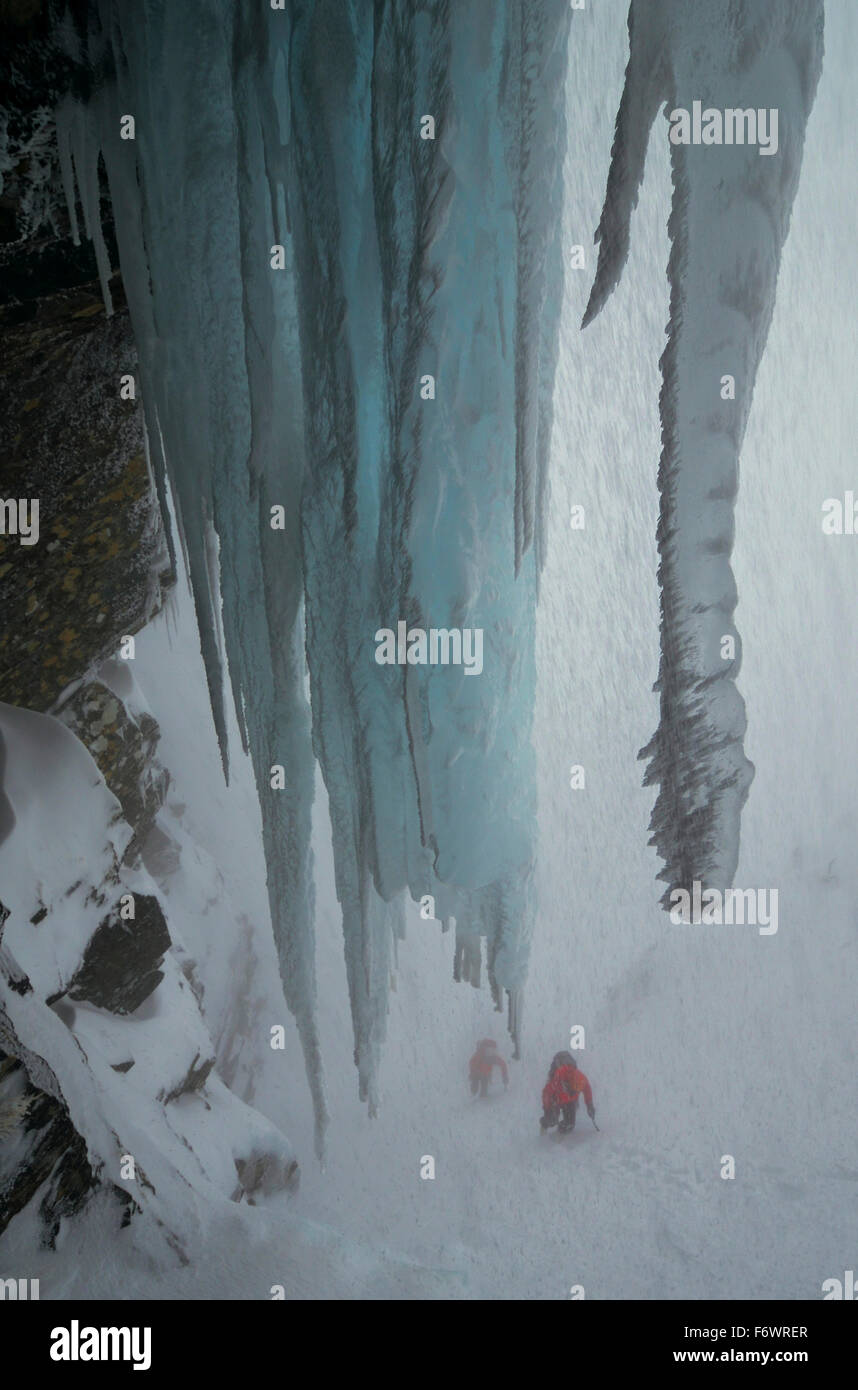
[583,0,824,903]
[284,0,572,1096]
[57,0,326,1151]
[55,94,113,316]
[52,0,572,1135]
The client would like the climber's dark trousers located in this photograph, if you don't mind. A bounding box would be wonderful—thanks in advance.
[541,1101,577,1131]
[471,1075,489,1098]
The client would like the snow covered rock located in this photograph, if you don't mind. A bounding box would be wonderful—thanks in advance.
[56,675,169,864]
[0,1049,101,1247]
[0,700,299,1249]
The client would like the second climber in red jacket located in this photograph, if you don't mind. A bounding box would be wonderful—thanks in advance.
[540,1051,595,1133]
[469,1038,509,1098]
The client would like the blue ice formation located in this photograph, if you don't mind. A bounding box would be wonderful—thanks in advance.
[583,0,824,903]
[53,0,573,1145]
[45,0,824,1143]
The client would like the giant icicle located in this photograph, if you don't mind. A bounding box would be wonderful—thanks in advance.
[53,0,572,1135]
[76,0,326,1150]
[583,0,824,902]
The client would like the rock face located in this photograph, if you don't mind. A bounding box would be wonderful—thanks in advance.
[0,3,171,720]
[56,677,169,864]
[0,250,300,1247]
[0,1051,101,1246]
[0,63,178,1243]
[59,894,171,1016]
[0,11,301,1258]
[0,702,300,1249]
[0,274,173,713]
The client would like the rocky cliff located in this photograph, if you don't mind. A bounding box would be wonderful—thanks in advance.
[0,13,300,1251]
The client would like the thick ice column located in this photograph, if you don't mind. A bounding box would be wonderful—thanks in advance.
[290,0,570,1079]
[57,0,572,1118]
[89,0,326,1145]
[584,0,823,901]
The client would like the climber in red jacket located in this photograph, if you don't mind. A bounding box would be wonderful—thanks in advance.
[469,1038,509,1098]
[540,1051,595,1133]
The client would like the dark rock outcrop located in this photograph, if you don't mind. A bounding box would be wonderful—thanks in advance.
[60,893,171,1016]
[0,1050,98,1245]
[0,274,173,713]
[57,678,169,863]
